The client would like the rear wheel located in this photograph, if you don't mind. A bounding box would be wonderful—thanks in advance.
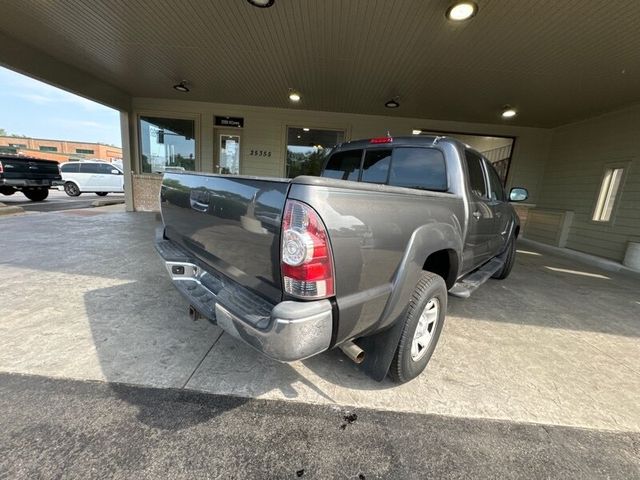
[23,188,49,202]
[0,187,16,196]
[389,272,447,384]
[64,182,81,197]
[492,235,516,280]
[96,192,108,196]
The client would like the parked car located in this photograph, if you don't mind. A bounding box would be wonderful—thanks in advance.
[60,161,124,196]
[0,154,63,201]
[155,136,528,383]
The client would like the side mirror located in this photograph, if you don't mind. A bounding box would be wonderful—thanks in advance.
[509,187,528,202]
[111,169,120,175]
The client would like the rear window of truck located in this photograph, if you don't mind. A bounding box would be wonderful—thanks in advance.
[323,149,363,181]
[323,147,447,191]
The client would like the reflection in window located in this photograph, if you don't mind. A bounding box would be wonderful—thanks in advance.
[139,116,196,173]
[286,127,344,178]
[362,149,391,184]
[323,149,362,181]
[390,148,447,191]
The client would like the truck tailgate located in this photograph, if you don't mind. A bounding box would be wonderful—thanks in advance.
[160,173,290,303]
[0,157,60,180]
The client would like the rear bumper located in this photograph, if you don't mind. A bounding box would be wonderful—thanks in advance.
[155,234,333,362]
[0,178,64,187]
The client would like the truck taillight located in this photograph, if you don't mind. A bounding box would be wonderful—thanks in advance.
[281,200,335,299]
[0,161,3,173]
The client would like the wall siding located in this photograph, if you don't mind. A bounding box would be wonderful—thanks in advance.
[537,105,640,261]
[131,98,552,203]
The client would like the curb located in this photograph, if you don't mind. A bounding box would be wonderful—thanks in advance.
[0,205,25,216]
[91,199,125,207]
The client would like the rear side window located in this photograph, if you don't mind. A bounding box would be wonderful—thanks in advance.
[322,149,362,181]
[388,147,447,191]
[361,149,391,184]
[465,150,487,198]
[61,163,79,173]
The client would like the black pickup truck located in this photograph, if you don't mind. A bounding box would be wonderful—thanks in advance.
[0,154,63,201]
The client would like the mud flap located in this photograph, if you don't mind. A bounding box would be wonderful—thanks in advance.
[357,313,406,382]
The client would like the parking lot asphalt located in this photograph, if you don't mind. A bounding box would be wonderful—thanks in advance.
[1,372,638,480]
[0,189,124,212]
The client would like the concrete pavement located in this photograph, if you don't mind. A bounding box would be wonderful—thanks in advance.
[0,209,639,434]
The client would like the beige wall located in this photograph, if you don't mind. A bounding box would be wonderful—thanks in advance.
[537,104,640,261]
[131,97,552,203]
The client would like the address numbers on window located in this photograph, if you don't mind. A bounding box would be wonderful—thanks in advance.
[249,149,272,157]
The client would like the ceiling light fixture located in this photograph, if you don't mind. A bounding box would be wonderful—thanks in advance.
[247,0,275,8]
[385,97,400,108]
[303,127,310,131]
[173,81,190,93]
[501,106,517,119]
[289,90,301,102]
[446,2,478,21]
[412,129,422,135]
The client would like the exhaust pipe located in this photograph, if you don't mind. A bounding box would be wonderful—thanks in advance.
[188,305,202,321]
[340,341,365,364]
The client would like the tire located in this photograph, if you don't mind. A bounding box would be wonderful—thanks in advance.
[492,235,516,280]
[389,272,447,384]
[0,187,16,196]
[23,188,49,202]
[96,192,108,196]
[64,182,81,197]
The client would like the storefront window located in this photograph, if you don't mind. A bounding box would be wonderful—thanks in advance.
[139,116,196,173]
[286,127,344,178]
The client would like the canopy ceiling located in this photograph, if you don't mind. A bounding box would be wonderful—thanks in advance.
[1,0,639,127]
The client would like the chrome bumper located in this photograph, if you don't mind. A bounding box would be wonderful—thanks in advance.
[0,179,63,187]
[155,237,333,362]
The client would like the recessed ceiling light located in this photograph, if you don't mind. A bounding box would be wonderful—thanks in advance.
[303,127,310,131]
[247,0,275,8]
[501,106,517,119]
[446,2,478,21]
[173,81,190,93]
[289,91,301,102]
[385,98,400,108]
[412,129,422,135]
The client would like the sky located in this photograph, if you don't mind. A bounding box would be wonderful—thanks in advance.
[0,66,121,146]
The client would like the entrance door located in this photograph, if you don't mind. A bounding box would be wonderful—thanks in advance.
[214,130,241,175]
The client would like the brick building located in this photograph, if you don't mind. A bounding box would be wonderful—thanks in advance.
[0,136,122,163]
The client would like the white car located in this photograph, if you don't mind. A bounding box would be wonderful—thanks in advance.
[60,161,124,196]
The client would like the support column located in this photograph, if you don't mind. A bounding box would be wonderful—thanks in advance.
[120,111,135,212]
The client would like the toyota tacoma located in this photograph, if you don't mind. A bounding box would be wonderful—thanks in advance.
[156,136,528,383]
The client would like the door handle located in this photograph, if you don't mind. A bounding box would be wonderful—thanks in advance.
[473,211,482,220]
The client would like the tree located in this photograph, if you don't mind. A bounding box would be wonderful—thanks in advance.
[0,128,6,136]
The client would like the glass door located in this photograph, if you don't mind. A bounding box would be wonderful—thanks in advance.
[216,131,241,175]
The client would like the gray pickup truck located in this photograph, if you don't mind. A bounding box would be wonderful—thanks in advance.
[156,136,528,383]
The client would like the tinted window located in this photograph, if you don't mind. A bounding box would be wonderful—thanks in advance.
[465,150,487,198]
[97,163,114,174]
[361,149,391,184]
[485,161,505,201]
[79,163,100,174]
[322,149,362,181]
[61,163,80,173]
[388,148,447,191]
